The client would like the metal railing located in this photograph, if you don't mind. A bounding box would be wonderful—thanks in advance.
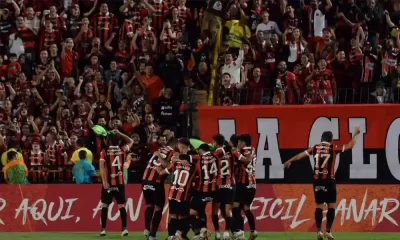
[212,87,400,105]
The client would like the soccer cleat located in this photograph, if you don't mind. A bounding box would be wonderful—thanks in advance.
[232,231,245,240]
[121,229,129,237]
[248,230,258,240]
[200,228,211,239]
[149,236,158,240]
[99,229,107,237]
[317,231,324,240]
[215,231,221,240]
[324,232,334,240]
[144,229,150,239]
[223,231,230,240]
[175,230,182,240]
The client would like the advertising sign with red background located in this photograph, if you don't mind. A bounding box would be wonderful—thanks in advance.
[0,184,399,232]
[197,104,400,184]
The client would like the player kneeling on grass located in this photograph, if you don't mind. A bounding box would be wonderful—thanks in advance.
[99,132,134,237]
[284,127,361,240]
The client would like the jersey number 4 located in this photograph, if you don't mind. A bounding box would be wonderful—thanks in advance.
[112,156,122,170]
[314,153,331,169]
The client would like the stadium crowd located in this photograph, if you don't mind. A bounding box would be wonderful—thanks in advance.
[0,0,399,184]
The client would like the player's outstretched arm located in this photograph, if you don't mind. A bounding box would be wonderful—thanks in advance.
[284,151,309,169]
[343,127,361,152]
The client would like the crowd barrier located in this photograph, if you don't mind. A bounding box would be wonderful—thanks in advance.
[0,184,399,232]
[213,87,400,105]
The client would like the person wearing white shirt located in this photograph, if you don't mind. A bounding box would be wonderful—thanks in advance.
[24,7,40,35]
[256,10,282,37]
[220,48,244,84]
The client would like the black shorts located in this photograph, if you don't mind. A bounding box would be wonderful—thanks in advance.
[142,182,166,207]
[169,199,189,216]
[101,185,126,205]
[214,185,235,204]
[189,190,216,213]
[234,184,256,206]
[313,180,337,204]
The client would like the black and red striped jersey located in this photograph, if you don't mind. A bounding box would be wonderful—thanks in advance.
[167,152,200,202]
[195,151,219,193]
[142,146,174,183]
[232,147,256,186]
[100,145,130,187]
[214,147,236,186]
[305,141,344,181]
[45,143,66,168]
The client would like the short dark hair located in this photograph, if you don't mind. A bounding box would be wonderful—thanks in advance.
[76,138,85,148]
[178,138,190,146]
[7,151,17,161]
[230,134,238,148]
[239,134,251,146]
[108,134,120,146]
[78,150,87,160]
[321,131,334,143]
[198,143,210,152]
[213,134,225,146]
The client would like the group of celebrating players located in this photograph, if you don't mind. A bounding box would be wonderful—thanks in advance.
[96,126,362,240]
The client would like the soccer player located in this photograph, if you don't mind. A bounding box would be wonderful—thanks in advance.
[212,134,235,240]
[189,143,218,240]
[284,127,361,240]
[99,131,134,237]
[231,134,257,240]
[158,138,200,240]
[142,136,174,240]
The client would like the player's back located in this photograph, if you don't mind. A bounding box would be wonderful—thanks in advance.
[214,146,236,186]
[196,151,219,193]
[307,142,343,181]
[168,151,200,202]
[102,145,129,187]
[143,146,174,183]
[234,146,257,186]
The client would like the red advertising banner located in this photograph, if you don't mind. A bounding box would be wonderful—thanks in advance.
[0,184,400,232]
[197,105,400,183]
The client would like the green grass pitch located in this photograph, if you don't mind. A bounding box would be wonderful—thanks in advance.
[1,232,400,240]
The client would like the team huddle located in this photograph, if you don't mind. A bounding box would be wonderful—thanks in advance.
[97,127,361,240]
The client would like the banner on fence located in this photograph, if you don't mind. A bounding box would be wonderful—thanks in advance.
[0,185,399,232]
[197,104,400,184]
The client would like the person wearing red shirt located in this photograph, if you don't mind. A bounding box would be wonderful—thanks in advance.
[91,3,118,46]
[303,81,325,104]
[306,58,336,104]
[7,53,21,79]
[245,67,268,104]
[39,19,62,52]
[315,28,337,63]
[61,38,79,81]
[276,61,300,104]
[294,53,315,94]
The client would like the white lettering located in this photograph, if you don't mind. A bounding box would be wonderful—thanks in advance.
[385,118,400,181]
[256,118,282,179]
[15,198,78,226]
[335,190,399,227]
[218,119,236,140]
[0,198,5,225]
[349,118,377,179]
[92,193,144,223]
[249,195,310,229]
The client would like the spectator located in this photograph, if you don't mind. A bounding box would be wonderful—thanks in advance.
[72,150,96,184]
[1,139,23,167]
[370,81,391,103]
[3,150,28,184]
[71,138,93,164]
